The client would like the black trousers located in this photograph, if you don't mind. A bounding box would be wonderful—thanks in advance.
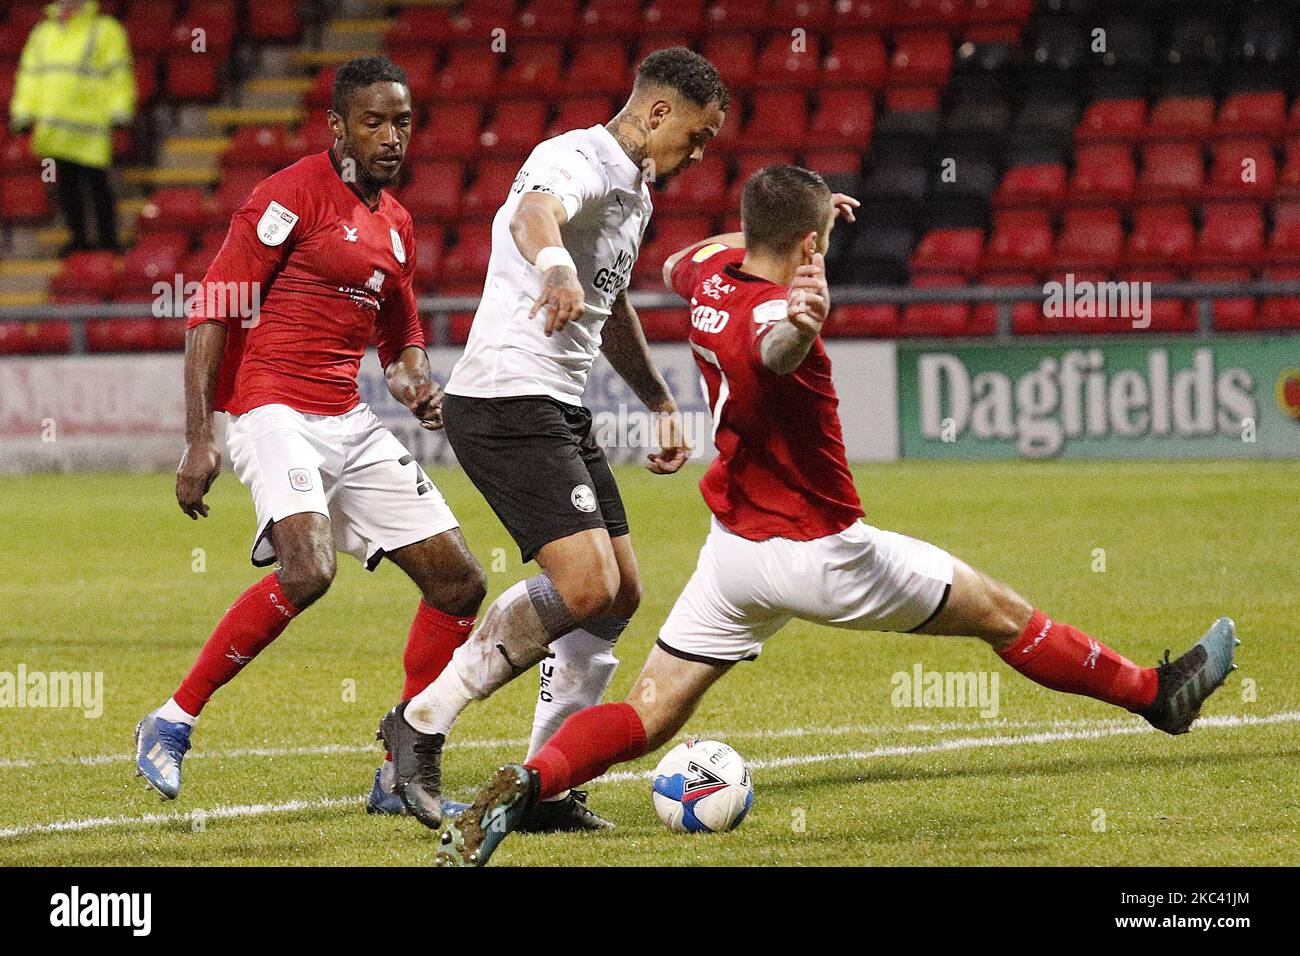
[55,159,119,250]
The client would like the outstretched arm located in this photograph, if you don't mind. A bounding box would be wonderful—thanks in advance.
[603,290,691,474]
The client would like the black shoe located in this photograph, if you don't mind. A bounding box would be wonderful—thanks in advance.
[377,701,444,830]
[1141,617,1238,735]
[514,789,614,833]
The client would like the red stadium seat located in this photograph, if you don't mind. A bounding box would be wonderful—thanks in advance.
[825,304,899,337]
[808,90,874,149]
[1195,202,1264,267]
[1205,139,1276,200]
[1033,269,1117,334]
[803,149,863,175]
[410,104,482,160]
[973,270,1039,333]
[910,228,984,279]
[124,1,178,55]
[386,7,455,49]
[0,132,41,173]
[1126,204,1195,267]
[899,273,971,336]
[449,0,510,45]
[566,39,631,96]
[461,161,519,219]
[500,41,564,98]
[642,0,705,35]
[1278,139,1300,198]
[166,53,220,101]
[966,0,1034,26]
[50,252,119,299]
[181,0,237,48]
[1214,91,1287,141]
[888,30,953,88]
[740,92,809,151]
[304,68,336,110]
[726,151,797,207]
[0,321,72,355]
[1068,144,1135,206]
[656,156,728,215]
[222,127,298,169]
[1257,265,1300,329]
[442,224,494,282]
[1076,98,1146,144]
[1052,208,1122,271]
[388,50,436,102]
[399,162,464,222]
[1144,96,1214,142]
[133,56,160,105]
[137,188,209,231]
[547,97,614,138]
[1267,207,1300,264]
[980,221,1052,274]
[0,175,50,221]
[822,32,887,89]
[702,34,757,91]
[830,0,900,31]
[754,34,822,89]
[117,232,190,296]
[435,46,499,100]
[1193,266,1256,331]
[1139,142,1204,202]
[770,0,832,30]
[248,3,301,42]
[580,0,642,38]
[480,100,548,157]
[515,0,581,39]
[86,318,163,353]
[1116,268,1194,333]
[706,0,773,32]
[992,163,1067,210]
[412,226,447,292]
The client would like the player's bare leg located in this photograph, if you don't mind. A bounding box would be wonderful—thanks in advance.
[369,528,485,815]
[437,646,729,866]
[136,513,334,799]
[914,556,1238,735]
[517,532,643,832]
[387,527,626,829]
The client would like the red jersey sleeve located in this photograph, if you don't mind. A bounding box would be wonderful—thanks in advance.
[669,241,735,299]
[374,216,425,369]
[187,175,309,328]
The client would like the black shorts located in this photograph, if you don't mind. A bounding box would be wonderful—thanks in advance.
[442,393,630,562]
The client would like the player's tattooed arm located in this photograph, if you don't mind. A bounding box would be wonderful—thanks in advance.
[604,291,693,474]
[176,322,227,519]
[385,346,444,430]
[512,192,586,336]
[760,253,831,376]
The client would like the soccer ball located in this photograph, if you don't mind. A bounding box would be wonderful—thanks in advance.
[651,739,753,834]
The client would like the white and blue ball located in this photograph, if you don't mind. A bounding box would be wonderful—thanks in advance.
[651,739,753,834]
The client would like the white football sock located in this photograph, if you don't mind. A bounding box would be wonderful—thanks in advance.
[157,697,197,726]
[404,659,475,736]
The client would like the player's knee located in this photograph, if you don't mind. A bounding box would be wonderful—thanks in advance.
[430,563,487,617]
[552,557,620,621]
[977,574,1032,643]
[280,555,335,609]
[610,573,642,619]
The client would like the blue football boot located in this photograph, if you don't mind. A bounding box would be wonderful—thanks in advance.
[435,764,540,867]
[134,710,192,799]
[365,763,407,815]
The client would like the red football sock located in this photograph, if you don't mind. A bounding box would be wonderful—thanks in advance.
[401,601,476,700]
[525,702,648,800]
[997,609,1158,713]
[173,573,300,716]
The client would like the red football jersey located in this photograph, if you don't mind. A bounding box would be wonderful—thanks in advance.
[188,149,423,416]
[670,243,864,542]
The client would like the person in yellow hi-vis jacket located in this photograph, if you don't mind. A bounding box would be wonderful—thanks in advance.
[9,0,135,255]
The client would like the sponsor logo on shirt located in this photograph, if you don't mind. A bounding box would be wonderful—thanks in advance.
[365,269,386,294]
[341,224,358,242]
[699,272,736,301]
[570,484,597,513]
[752,299,789,326]
[257,201,298,247]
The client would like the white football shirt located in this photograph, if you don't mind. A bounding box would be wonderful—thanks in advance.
[445,124,653,404]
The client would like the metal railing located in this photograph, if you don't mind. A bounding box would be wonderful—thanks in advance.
[3,280,1300,353]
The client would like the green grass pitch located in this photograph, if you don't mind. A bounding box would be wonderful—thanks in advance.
[0,460,1296,866]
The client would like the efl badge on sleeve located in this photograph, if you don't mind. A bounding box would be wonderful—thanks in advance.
[1276,367,1300,421]
[390,228,406,264]
[257,201,299,247]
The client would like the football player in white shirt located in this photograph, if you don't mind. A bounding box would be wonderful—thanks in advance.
[378,48,727,833]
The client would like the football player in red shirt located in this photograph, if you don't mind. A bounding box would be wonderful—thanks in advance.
[134,58,487,811]
[434,165,1238,866]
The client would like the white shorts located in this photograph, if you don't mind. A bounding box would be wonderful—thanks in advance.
[224,403,459,570]
[658,518,955,664]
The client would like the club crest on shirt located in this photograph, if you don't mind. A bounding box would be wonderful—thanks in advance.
[753,299,789,325]
[570,484,597,513]
[288,468,313,492]
[390,228,406,264]
[257,201,298,247]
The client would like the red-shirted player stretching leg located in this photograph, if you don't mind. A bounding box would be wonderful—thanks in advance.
[134,58,487,807]
[436,166,1239,866]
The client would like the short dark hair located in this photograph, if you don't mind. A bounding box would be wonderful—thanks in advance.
[741,165,833,253]
[331,55,407,116]
[635,47,728,112]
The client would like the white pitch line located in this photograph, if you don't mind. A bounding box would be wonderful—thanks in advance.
[1,710,1295,841]
[0,714,1188,771]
